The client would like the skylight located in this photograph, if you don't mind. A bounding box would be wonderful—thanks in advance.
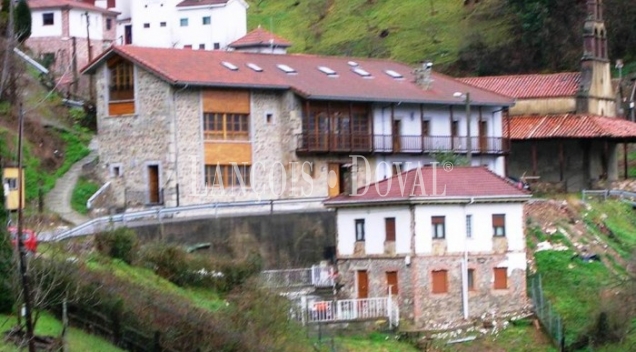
[352,67,372,78]
[318,66,337,76]
[385,69,403,79]
[277,64,296,74]
[347,61,359,67]
[221,61,238,71]
[246,63,263,72]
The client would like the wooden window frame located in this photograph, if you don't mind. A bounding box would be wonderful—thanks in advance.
[467,268,475,291]
[203,113,250,141]
[432,216,445,239]
[431,269,448,294]
[385,217,396,242]
[386,271,398,295]
[204,164,251,188]
[108,60,134,102]
[355,219,365,242]
[493,214,506,237]
[493,267,508,290]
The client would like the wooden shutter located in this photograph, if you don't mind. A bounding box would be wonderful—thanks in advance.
[386,271,398,295]
[432,270,448,294]
[385,218,396,242]
[494,267,508,290]
[432,216,445,224]
[492,214,505,227]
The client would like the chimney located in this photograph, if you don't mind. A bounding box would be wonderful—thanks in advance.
[414,61,434,89]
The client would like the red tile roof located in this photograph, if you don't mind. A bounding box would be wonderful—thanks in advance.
[83,46,514,106]
[460,72,581,99]
[229,27,292,48]
[324,166,530,206]
[506,114,636,140]
[28,0,119,15]
[176,0,229,7]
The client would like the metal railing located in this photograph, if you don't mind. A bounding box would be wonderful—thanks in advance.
[261,265,335,288]
[296,132,509,154]
[44,197,327,242]
[529,274,564,350]
[86,181,111,210]
[581,189,636,205]
[294,295,399,327]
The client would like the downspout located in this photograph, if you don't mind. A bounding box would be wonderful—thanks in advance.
[462,197,475,320]
[172,83,189,206]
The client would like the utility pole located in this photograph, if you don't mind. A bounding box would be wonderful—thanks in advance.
[17,104,35,352]
[0,0,15,99]
[85,12,94,101]
[71,37,78,96]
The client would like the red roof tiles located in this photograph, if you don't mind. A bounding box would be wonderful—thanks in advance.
[460,72,581,99]
[28,0,119,14]
[324,166,530,206]
[506,114,636,140]
[83,46,514,106]
[229,27,292,48]
[176,0,229,7]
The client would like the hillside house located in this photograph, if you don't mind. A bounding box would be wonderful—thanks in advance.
[81,45,513,208]
[460,0,636,191]
[324,166,531,327]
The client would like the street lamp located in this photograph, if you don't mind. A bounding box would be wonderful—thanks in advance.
[454,92,472,165]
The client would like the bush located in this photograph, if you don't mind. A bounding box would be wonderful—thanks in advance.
[138,242,189,285]
[0,230,14,314]
[95,228,138,264]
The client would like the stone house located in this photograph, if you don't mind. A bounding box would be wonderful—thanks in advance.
[26,0,119,94]
[460,0,636,191]
[81,44,514,208]
[323,166,531,328]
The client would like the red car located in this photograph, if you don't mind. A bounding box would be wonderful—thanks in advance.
[8,226,38,253]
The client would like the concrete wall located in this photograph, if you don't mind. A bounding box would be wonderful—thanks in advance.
[130,210,336,269]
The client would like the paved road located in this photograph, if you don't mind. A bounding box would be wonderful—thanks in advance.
[44,139,98,226]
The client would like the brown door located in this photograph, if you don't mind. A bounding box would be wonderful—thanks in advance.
[385,218,396,242]
[386,271,398,295]
[148,165,160,204]
[357,270,368,298]
[124,25,132,44]
[479,121,488,152]
[327,163,341,197]
[392,120,401,152]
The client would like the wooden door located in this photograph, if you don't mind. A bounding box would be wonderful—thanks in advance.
[327,163,340,197]
[479,121,488,152]
[392,120,401,152]
[386,271,398,295]
[124,25,132,45]
[148,165,160,204]
[385,218,396,242]
[357,270,368,299]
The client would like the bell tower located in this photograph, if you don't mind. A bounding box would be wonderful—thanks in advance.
[577,0,615,116]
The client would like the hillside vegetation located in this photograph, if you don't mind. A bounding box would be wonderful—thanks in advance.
[247,0,636,76]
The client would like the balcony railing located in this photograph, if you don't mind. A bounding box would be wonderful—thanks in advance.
[290,295,400,327]
[260,265,335,288]
[296,132,509,154]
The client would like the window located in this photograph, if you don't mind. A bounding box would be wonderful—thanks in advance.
[202,16,211,25]
[143,23,150,28]
[266,113,273,124]
[199,44,205,50]
[385,217,396,242]
[386,271,398,295]
[451,120,459,137]
[422,120,430,136]
[467,269,475,291]
[355,219,365,242]
[180,18,188,27]
[109,60,134,102]
[494,267,507,290]
[106,18,112,30]
[391,162,402,176]
[432,270,448,294]
[160,21,167,27]
[203,113,249,141]
[204,164,251,187]
[213,42,220,50]
[466,214,472,238]
[493,214,506,237]
[109,163,123,178]
[184,45,192,49]
[5,178,17,190]
[432,216,445,239]
[43,13,54,26]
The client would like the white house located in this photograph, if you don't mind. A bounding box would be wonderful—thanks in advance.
[324,166,531,327]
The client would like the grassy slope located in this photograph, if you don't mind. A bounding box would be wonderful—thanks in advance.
[71,176,100,214]
[247,0,510,67]
[0,312,123,352]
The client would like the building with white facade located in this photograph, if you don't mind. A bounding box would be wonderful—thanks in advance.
[324,166,531,327]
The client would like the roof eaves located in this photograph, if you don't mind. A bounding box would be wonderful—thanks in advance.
[306,95,514,106]
[172,81,290,90]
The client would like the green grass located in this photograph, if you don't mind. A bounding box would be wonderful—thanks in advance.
[0,311,124,352]
[535,250,613,346]
[336,332,418,352]
[71,176,100,214]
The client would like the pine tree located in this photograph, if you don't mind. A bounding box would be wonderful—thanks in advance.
[14,0,30,43]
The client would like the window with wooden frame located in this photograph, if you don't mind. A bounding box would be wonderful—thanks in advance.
[107,58,135,115]
[431,270,448,294]
[467,268,475,291]
[355,219,365,242]
[451,120,459,137]
[385,217,396,242]
[203,113,249,141]
[493,267,508,290]
[422,120,430,136]
[204,164,251,187]
[432,216,445,239]
[386,271,398,295]
[493,214,506,237]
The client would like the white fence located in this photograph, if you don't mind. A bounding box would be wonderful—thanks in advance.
[43,197,327,242]
[294,296,399,327]
[581,189,636,205]
[261,265,335,288]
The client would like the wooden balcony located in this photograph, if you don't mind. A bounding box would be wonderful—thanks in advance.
[296,132,510,155]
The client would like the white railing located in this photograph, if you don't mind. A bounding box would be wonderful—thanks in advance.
[261,265,335,288]
[581,189,636,204]
[295,295,399,327]
[44,197,327,242]
[86,181,111,210]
